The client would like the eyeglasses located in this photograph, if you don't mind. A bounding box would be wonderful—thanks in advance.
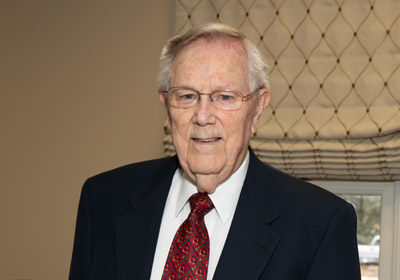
[163,86,260,111]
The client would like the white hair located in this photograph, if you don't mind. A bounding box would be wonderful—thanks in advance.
[157,23,270,92]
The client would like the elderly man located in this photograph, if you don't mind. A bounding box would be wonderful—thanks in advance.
[69,23,361,280]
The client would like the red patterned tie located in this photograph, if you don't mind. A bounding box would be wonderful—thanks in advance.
[162,193,214,280]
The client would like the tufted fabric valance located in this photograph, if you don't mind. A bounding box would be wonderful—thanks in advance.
[164,0,400,181]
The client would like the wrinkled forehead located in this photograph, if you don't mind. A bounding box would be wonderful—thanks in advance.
[170,38,249,90]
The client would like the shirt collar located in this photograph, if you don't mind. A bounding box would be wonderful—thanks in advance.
[175,151,250,224]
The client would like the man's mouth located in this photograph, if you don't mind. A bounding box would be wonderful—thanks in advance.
[192,137,222,143]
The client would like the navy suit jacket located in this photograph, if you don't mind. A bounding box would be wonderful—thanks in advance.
[69,149,361,279]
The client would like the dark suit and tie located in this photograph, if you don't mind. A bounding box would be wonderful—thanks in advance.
[69,23,361,280]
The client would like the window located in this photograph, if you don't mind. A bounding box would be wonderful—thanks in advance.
[312,181,400,280]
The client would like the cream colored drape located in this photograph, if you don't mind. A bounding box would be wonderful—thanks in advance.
[164,0,400,181]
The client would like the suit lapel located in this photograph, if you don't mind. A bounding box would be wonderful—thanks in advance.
[213,149,281,280]
[114,149,281,279]
[115,156,179,280]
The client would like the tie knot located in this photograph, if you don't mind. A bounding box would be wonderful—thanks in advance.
[189,193,214,216]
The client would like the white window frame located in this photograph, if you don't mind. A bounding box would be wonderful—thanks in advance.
[312,181,400,280]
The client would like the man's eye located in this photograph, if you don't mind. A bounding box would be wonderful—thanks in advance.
[180,94,196,100]
[215,92,236,103]
[220,95,233,101]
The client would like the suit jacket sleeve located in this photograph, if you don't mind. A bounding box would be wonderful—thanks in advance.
[306,202,361,279]
[69,182,92,280]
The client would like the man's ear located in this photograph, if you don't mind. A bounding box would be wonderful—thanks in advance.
[258,88,271,111]
[159,89,172,125]
[159,89,168,107]
[251,88,271,134]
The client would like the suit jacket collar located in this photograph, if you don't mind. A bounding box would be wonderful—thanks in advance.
[213,148,281,280]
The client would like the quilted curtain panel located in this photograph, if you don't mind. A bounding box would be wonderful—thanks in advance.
[164,0,400,181]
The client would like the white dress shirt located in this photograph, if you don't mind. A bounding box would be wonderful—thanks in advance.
[150,152,250,280]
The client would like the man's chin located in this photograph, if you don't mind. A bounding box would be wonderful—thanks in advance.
[186,157,225,176]
[187,165,223,177]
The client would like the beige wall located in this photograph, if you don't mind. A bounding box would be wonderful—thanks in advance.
[0,1,171,279]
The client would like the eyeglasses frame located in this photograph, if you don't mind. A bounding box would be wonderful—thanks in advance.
[162,86,260,110]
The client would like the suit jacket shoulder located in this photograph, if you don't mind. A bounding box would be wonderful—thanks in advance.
[83,156,179,210]
[69,156,179,280]
[245,149,347,224]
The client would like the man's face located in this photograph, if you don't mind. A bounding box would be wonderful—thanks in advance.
[160,38,270,193]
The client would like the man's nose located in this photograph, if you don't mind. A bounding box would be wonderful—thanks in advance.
[193,95,216,126]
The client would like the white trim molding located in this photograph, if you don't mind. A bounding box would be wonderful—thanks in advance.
[313,181,400,280]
